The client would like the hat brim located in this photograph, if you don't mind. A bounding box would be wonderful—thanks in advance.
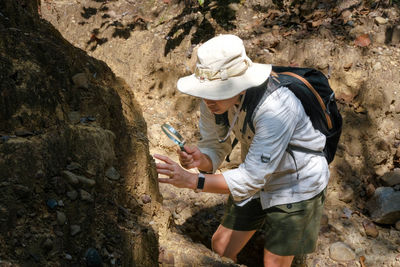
[177,63,272,100]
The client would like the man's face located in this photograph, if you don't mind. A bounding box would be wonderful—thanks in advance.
[203,93,243,115]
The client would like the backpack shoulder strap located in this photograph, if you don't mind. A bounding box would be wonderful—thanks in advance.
[277,72,333,129]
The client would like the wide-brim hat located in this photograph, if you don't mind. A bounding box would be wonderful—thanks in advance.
[177,34,271,100]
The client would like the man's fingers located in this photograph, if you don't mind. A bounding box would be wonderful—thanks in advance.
[153,154,174,164]
[156,162,173,170]
[157,169,173,176]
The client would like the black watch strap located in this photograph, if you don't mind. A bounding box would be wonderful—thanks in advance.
[195,173,205,192]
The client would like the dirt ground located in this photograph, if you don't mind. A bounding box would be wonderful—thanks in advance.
[39,0,400,266]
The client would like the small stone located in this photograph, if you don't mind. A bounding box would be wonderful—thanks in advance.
[55,231,64,237]
[141,194,151,204]
[159,247,175,265]
[51,176,66,195]
[42,238,53,250]
[373,62,382,71]
[66,162,81,171]
[13,185,30,199]
[56,211,67,225]
[105,167,120,181]
[76,175,96,187]
[68,112,81,124]
[67,190,78,200]
[339,185,354,203]
[396,220,400,231]
[362,219,379,238]
[80,189,94,202]
[380,169,400,186]
[366,183,376,198]
[72,73,88,89]
[85,248,102,267]
[15,130,34,137]
[65,254,72,260]
[329,242,356,262]
[62,171,79,185]
[0,135,10,143]
[320,214,329,226]
[70,225,81,236]
[375,16,388,25]
[46,199,58,210]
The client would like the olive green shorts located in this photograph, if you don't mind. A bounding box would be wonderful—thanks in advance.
[221,189,326,256]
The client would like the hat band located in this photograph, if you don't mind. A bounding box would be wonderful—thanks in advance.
[194,59,250,81]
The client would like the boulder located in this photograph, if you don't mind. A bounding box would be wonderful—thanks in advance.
[366,187,400,224]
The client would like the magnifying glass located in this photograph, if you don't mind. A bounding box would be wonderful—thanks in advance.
[161,123,186,151]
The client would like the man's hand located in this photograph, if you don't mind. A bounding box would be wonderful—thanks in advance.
[153,154,197,190]
[178,145,213,172]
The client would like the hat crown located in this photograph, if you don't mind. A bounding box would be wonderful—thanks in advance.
[197,34,246,71]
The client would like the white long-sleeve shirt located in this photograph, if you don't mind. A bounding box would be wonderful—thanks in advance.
[198,86,330,209]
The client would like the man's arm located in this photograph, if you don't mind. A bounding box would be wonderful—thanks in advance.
[154,153,230,194]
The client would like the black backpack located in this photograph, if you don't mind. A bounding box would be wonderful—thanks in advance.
[219,66,343,164]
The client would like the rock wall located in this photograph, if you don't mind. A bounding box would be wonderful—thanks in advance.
[0,0,162,266]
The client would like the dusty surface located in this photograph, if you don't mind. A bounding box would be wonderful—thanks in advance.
[3,0,400,266]
[1,1,164,266]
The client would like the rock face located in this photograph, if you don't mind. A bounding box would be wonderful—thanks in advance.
[0,1,162,266]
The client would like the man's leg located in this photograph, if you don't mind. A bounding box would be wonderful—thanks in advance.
[264,249,294,267]
[211,224,256,262]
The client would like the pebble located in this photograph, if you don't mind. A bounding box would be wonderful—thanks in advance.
[80,189,94,202]
[62,171,79,185]
[46,199,58,210]
[375,16,388,25]
[366,183,376,198]
[15,130,34,137]
[105,167,120,181]
[396,220,400,231]
[380,170,400,186]
[85,248,102,267]
[373,62,382,71]
[67,190,78,200]
[68,112,81,124]
[56,211,67,225]
[66,162,81,171]
[65,254,72,260]
[76,175,96,187]
[72,73,88,88]
[55,231,64,237]
[329,242,356,262]
[339,186,354,203]
[42,238,53,250]
[141,194,151,204]
[363,219,379,238]
[320,214,329,226]
[70,225,81,236]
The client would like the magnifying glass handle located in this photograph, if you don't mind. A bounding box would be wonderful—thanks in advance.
[179,143,186,152]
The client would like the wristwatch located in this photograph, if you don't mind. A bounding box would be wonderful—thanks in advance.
[195,172,205,193]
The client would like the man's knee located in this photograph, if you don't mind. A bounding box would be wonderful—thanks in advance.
[211,231,225,255]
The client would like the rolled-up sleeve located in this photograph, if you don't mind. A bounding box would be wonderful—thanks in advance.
[197,101,232,173]
[223,99,299,202]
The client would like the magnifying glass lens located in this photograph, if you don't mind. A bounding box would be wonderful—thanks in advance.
[161,124,186,151]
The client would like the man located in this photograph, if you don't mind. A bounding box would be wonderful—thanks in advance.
[154,34,329,267]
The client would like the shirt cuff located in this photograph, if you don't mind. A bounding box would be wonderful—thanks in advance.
[198,148,222,174]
